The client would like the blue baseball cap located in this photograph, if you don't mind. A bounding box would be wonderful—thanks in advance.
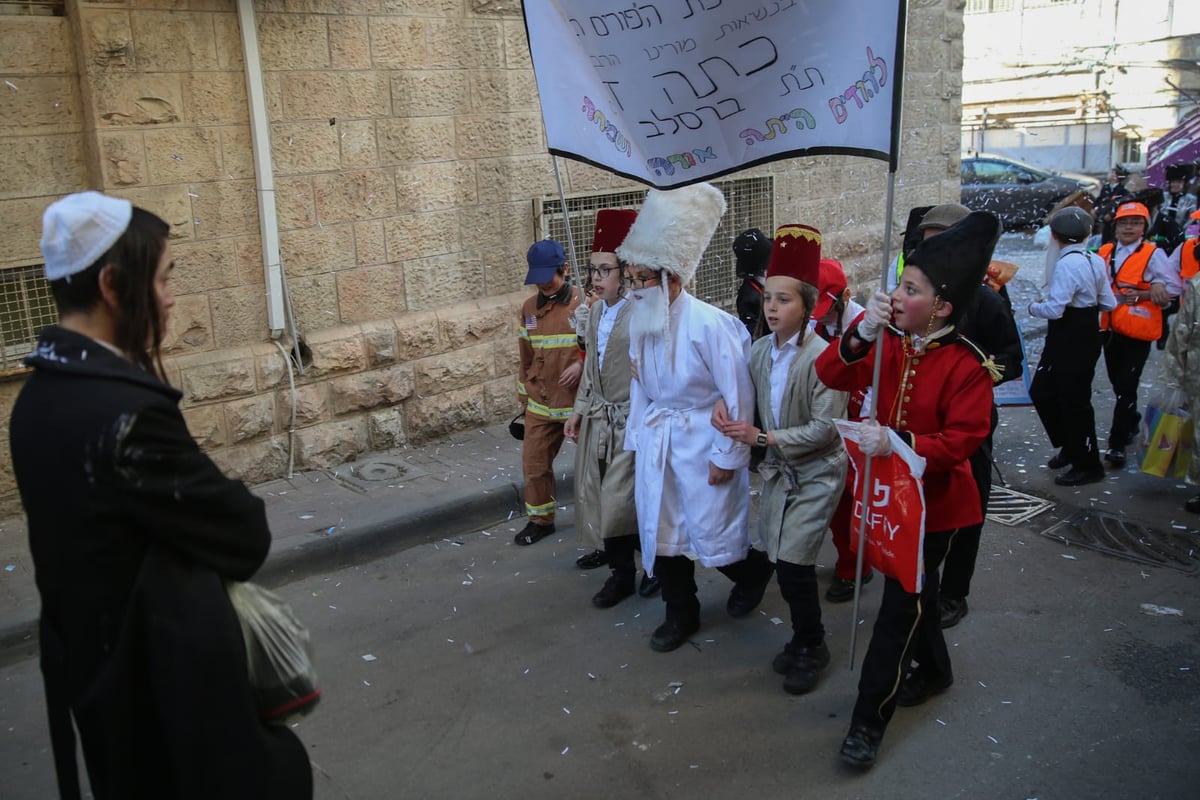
[525,239,566,285]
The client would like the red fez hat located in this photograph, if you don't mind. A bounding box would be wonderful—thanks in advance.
[812,258,848,320]
[592,208,637,254]
[766,224,821,287]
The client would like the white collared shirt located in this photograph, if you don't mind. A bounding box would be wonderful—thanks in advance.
[1113,240,1181,295]
[1029,243,1117,319]
[768,329,802,425]
[596,296,626,370]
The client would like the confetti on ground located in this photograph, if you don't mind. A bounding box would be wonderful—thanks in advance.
[770,616,784,625]
[1139,603,1183,617]
[362,654,376,662]
[587,673,597,680]
[978,680,987,688]
[1061,554,1077,560]
[561,747,569,755]
[936,719,946,726]
[4,565,14,572]
[300,514,314,520]
[988,735,999,744]
[362,680,371,687]
[562,707,570,715]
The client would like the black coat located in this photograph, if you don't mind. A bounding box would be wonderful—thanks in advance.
[960,285,1024,388]
[736,275,765,339]
[10,326,311,800]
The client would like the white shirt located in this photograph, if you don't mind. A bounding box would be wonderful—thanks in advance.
[1112,241,1181,296]
[768,330,802,425]
[596,296,626,370]
[1029,244,1117,319]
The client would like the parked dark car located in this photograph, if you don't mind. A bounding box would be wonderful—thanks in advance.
[960,154,1100,229]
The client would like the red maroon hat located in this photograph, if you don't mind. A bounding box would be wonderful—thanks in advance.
[812,258,848,320]
[765,224,821,287]
[592,208,637,254]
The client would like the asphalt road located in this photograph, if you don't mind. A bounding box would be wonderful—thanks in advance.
[2,234,1198,799]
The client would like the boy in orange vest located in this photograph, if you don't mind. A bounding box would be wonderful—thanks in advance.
[1097,202,1181,467]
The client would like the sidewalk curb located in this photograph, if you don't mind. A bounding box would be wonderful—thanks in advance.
[0,469,576,661]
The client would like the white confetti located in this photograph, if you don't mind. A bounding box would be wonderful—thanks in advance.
[362,654,376,662]
[1060,554,1077,560]
[769,616,784,625]
[562,707,570,715]
[561,746,569,755]
[362,680,371,687]
[1139,603,1183,617]
[987,735,999,744]
[936,718,946,726]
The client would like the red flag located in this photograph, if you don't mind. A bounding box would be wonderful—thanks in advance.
[834,420,928,593]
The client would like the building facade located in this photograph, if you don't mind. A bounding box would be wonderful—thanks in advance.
[962,0,1200,174]
[0,0,966,515]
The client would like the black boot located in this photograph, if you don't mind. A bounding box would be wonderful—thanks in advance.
[719,548,774,617]
[650,556,700,652]
[773,561,829,694]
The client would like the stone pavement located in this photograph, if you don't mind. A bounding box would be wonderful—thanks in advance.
[0,421,574,659]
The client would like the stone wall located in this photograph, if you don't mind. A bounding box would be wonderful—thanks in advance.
[0,0,965,516]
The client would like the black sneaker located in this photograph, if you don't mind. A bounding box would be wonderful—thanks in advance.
[592,574,636,608]
[1185,494,1200,514]
[839,724,882,768]
[895,671,953,707]
[782,642,831,695]
[638,572,662,597]
[1104,448,1127,468]
[1055,466,1105,486]
[825,571,873,603]
[513,521,555,546]
[575,549,607,569]
[1047,450,1070,470]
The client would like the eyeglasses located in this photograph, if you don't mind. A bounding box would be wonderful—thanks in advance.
[587,266,621,279]
[624,272,661,289]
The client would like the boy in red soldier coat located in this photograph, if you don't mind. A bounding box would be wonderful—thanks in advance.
[816,211,1001,768]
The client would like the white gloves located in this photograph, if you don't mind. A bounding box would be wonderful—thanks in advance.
[856,291,892,342]
[571,302,590,331]
[858,420,893,458]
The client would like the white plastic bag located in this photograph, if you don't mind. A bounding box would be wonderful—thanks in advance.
[226,581,320,725]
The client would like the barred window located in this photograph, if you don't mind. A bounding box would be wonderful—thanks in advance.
[965,0,1015,13]
[0,265,57,375]
[0,0,65,16]
[538,176,774,313]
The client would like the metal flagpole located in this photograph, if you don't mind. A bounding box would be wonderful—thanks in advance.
[847,168,899,668]
[551,156,587,293]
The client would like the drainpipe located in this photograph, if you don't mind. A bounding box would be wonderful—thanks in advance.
[236,0,286,339]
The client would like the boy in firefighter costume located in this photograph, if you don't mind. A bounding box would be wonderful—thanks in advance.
[514,240,582,546]
[816,211,1001,768]
[713,224,848,695]
[618,182,773,654]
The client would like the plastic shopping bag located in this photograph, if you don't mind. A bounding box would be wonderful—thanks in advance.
[226,580,321,725]
[1140,388,1191,479]
[834,420,928,594]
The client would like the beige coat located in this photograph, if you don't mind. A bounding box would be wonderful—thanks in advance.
[751,330,849,565]
[573,299,638,546]
[1165,275,1200,484]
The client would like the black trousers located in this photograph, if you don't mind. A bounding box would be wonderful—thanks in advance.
[1102,330,1151,451]
[775,560,823,647]
[603,534,638,580]
[852,528,957,736]
[940,408,995,600]
[1031,306,1104,470]
[654,550,770,624]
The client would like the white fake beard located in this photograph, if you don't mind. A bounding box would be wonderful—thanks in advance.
[628,281,671,345]
[1042,239,1062,291]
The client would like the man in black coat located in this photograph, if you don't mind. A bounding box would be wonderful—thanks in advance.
[11,192,311,800]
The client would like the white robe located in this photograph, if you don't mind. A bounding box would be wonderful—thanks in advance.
[624,291,754,577]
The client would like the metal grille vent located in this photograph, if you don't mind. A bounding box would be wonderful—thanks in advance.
[0,265,57,375]
[539,176,774,313]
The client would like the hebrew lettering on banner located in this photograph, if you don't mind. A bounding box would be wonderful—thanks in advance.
[525,0,905,189]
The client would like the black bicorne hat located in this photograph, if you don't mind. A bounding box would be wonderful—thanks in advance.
[905,211,1002,323]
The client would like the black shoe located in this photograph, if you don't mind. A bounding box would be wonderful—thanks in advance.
[575,549,607,570]
[592,574,636,608]
[513,521,555,545]
[726,551,773,617]
[771,640,831,675]
[1104,448,1127,468]
[839,724,882,768]
[638,572,662,597]
[1185,494,1200,514]
[895,672,953,707]
[1055,466,1105,486]
[1047,451,1070,470]
[825,570,873,604]
[939,597,968,629]
[650,618,700,652]
[782,642,831,695]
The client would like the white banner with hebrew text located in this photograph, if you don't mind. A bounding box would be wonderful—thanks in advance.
[522,0,907,189]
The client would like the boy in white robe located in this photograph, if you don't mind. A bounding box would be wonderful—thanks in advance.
[715,224,848,695]
[617,183,773,653]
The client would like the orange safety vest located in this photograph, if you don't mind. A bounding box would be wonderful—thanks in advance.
[1181,238,1199,281]
[1099,241,1162,341]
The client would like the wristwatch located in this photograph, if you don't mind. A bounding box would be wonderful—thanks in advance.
[755,432,768,447]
